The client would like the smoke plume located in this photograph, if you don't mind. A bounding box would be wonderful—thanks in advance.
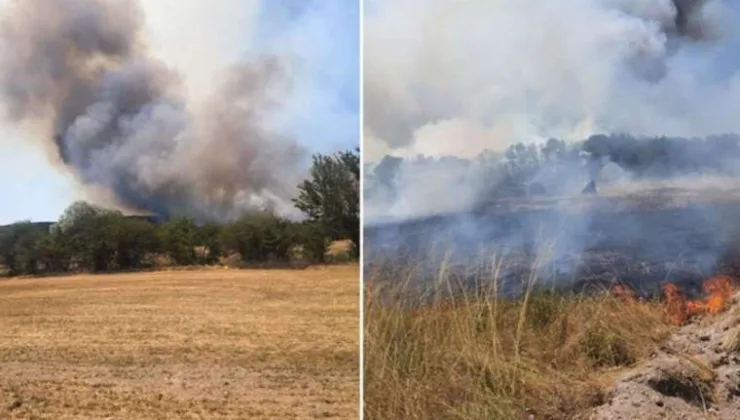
[0,0,307,221]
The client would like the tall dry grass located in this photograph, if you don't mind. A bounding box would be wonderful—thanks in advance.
[363,254,673,420]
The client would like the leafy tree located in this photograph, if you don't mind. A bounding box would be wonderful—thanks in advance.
[35,231,70,273]
[221,212,293,263]
[293,148,359,257]
[54,202,117,271]
[196,222,223,264]
[291,222,328,263]
[114,217,159,269]
[53,202,159,272]
[157,217,199,266]
[0,222,48,275]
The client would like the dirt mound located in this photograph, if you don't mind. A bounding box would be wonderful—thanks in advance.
[590,291,740,419]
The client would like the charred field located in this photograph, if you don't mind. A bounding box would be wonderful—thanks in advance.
[364,185,740,300]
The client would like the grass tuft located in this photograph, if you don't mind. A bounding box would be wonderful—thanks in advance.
[580,326,634,368]
[364,259,672,420]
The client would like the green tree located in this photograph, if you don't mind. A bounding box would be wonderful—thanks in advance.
[54,202,158,272]
[114,217,159,269]
[196,222,223,264]
[291,221,328,263]
[35,231,70,273]
[55,202,117,272]
[221,212,293,263]
[157,217,199,266]
[0,222,48,275]
[293,148,359,257]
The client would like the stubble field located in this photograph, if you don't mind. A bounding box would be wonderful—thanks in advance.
[0,265,359,419]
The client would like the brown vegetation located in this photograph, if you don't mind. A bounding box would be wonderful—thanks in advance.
[364,254,740,420]
[0,265,359,419]
[363,264,675,420]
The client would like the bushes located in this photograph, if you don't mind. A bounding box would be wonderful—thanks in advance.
[197,222,223,264]
[114,217,159,270]
[0,222,49,275]
[292,222,329,263]
[220,212,294,263]
[158,217,199,266]
[34,231,70,273]
[0,203,353,276]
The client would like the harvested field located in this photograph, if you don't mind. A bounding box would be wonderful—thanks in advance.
[0,265,359,419]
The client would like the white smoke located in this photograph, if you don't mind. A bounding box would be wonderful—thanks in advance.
[364,0,739,161]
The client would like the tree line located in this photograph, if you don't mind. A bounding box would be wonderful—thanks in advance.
[365,134,740,203]
[0,149,359,277]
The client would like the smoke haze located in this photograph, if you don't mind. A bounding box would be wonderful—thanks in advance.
[364,0,740,162]
[363,1,740,296]
[0,0,353,222]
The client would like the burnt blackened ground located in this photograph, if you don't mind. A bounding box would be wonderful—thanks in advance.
[365,195,740,300]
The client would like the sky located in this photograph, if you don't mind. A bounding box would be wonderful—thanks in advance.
[0,0,359,224]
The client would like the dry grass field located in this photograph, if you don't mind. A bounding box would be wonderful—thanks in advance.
[0,265,359,419]
[363,266,673,420]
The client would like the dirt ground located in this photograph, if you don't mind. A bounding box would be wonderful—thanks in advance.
[0,265,359,419]
[590,290,740,420]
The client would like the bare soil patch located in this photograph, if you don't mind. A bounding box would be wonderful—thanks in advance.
[590,290,740,419]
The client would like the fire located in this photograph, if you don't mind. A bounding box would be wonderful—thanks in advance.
[661,282,689,326]
[611,283,637,304]
[702,275,734,314]
[662,275,736,326]
[612,275,736,326]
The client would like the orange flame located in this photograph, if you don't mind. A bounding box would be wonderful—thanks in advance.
[662,282,689,326]
[611,283,637,304]
[662,275,736,326]
[702,275,734,314]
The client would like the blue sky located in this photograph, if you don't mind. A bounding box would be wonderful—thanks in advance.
[254,0,359,154]
[0,0,359,224]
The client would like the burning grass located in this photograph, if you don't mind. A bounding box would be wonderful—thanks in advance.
[659,275,737,326]
[364,259,740,420]
[0,266,359,419]
[608,274,738,326]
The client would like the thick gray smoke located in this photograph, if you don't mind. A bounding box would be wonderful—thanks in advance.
[0,0,307,221]
[673,0,713,37]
